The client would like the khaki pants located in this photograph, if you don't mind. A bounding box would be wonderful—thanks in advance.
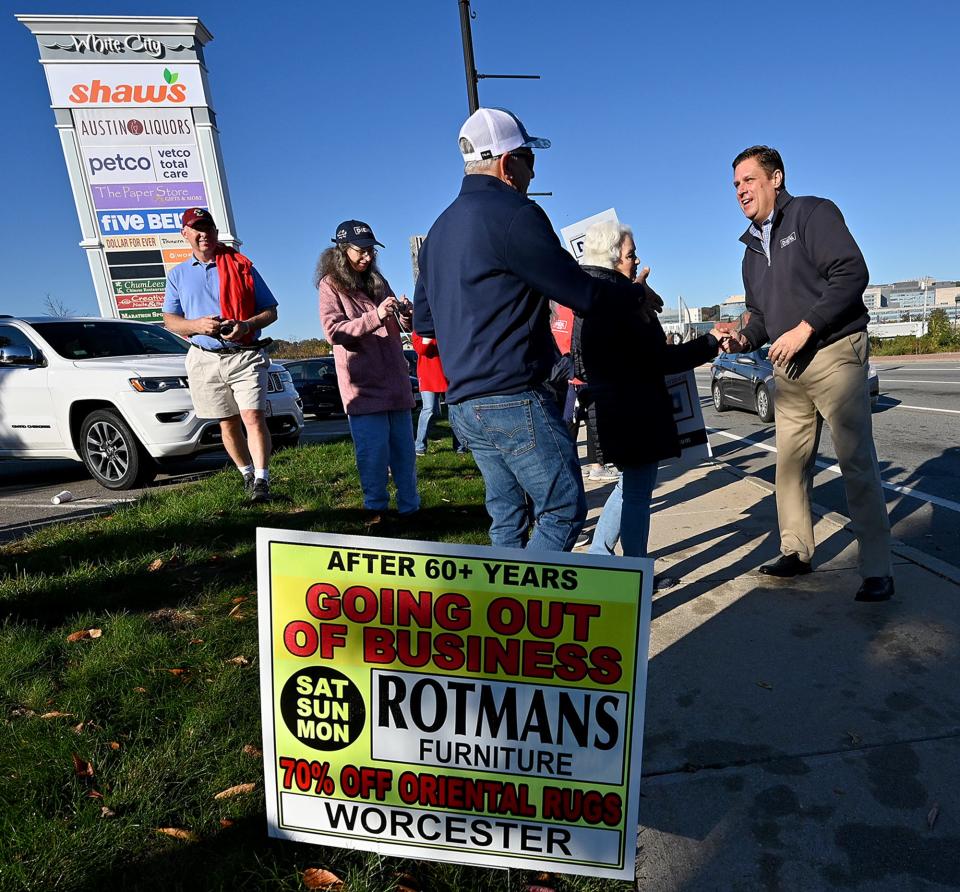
[773,331,891,578]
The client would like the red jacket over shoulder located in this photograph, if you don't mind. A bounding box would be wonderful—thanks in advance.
[412,332,449,393]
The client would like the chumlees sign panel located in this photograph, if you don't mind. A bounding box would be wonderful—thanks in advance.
[257,530,653,880]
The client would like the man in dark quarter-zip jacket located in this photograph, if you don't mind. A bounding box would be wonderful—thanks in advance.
[726,145,893,602]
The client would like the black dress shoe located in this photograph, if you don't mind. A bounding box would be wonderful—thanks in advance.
[855,576,895,602]
[758,554,812,577]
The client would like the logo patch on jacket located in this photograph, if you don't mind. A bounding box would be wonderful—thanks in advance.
[780,232,797,249]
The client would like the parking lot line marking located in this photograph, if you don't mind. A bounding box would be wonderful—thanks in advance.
[875,401,960,416]
[707,428,960,514]
[876,379,960,385]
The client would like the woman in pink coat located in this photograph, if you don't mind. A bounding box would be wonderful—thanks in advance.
[316,220,419,516]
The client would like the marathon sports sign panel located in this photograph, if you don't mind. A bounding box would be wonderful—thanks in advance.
[257,529,653,881]
[44,63,207,108]
[560,208,712,466]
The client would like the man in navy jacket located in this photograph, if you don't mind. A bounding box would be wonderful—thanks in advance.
[414,108,653,551]
[728,146,893,601]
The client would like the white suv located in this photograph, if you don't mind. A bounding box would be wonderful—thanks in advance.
[0,316,303,490]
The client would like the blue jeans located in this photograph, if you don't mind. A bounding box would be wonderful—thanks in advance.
[415,391,440,452]
[416,391,463,453]
[589,463,658,557]
[347,410,420,514]
[449,388,586,551]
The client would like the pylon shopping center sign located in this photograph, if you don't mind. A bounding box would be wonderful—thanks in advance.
[18,15,239,322]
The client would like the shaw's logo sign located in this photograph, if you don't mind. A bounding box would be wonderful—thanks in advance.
[69,68,185,105]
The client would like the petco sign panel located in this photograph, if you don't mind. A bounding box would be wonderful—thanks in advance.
[45,63,207,107]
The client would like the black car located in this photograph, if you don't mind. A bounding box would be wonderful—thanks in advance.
[278,357,342,418]
[280,356,421,418]
[710,345,879,423]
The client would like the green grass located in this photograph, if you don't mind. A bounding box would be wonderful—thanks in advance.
[0,429,635,892]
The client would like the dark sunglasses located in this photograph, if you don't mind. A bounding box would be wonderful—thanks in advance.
[510,150,535,171]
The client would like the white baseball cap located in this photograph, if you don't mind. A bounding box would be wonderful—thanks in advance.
[458,107,551,162]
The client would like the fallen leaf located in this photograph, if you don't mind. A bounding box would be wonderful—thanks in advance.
[110,741,121,751]
[100,806,115,819]
[396,872,420,892]
[87,789,103,799]
[230,611,247,622]
[67,630,91,642]
[928,801,940,830]
[189,638,204,645]
[148,558,165,572]
[165,668,187,677]
[156,827,197,842]
[227,604,245,618]
[133,687,147,694]
[72,721,85,734]
[231,596,248,605]
[88,628,103,639]
[219,818,234,828]
[756,681,773,690]
[243,744,262,759]
[40,711,74,719]
[214,782,255,800]
[302,868,343,890]
[225,656,249,667]
[11,708,36,718]
[71,754,94,778]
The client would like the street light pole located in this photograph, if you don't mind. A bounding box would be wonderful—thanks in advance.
[458,0,480,114]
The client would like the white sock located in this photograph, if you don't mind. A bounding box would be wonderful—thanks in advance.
[255,468,269,481]
[239,464,254,477]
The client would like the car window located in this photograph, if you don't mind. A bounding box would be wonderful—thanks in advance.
[0,324,37,354]
[285,362,303,378]
[31,321,189,359]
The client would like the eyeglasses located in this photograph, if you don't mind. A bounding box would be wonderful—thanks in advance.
[346,245,377,258]
[510,150,535,172]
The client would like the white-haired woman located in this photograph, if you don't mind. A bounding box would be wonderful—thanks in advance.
[576,220,726,557]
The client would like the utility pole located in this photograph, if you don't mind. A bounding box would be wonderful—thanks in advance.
[458,0,480,114]
[457,0,541,115]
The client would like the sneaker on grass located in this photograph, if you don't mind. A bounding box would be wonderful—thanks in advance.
[249,478,270,503]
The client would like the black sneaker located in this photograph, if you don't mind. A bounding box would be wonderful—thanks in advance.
[249,478,270,503]
[243,473,255,495]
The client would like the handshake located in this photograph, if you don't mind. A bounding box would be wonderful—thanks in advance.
[708,323,750,354]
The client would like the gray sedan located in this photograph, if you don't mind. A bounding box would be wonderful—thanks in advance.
[710,345,879,423]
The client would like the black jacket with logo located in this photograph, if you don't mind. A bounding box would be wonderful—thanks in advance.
[739,190,869,352]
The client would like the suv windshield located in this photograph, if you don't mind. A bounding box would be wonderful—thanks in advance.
[32,321,189,359]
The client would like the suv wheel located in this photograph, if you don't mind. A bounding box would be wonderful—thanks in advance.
[711,381,728,412]
[755,383,774,423]
[80,409,157,490]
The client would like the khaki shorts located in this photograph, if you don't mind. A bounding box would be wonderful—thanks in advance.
[185,346,269,419]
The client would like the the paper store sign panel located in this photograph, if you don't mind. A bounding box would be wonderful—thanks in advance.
[45,63,207,108]
[257,530,653,881]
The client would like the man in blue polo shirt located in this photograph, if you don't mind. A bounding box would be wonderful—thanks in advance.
[163,207,279,502]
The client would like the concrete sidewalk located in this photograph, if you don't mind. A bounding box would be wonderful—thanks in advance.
[579,461,960,890]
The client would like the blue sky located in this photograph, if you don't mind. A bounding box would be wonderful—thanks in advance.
[4,0,959,339]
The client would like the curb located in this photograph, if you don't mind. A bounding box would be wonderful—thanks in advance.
[711,459,960,586]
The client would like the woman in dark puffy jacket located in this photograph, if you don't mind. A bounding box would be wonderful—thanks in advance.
[577,221,727,557]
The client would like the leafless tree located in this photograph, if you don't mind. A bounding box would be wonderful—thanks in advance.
[43,294,75,317]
